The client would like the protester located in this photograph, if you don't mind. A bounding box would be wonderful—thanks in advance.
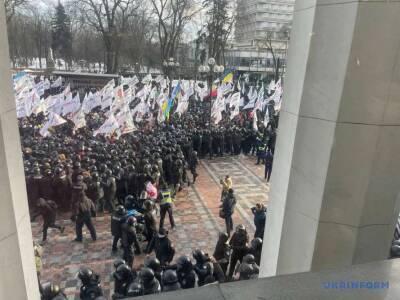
[220,188,237,236]
[251,203,267,239]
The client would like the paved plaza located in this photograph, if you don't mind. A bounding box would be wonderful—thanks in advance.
[31,155,269,299]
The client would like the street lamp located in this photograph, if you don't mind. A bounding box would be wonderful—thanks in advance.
[198,57,225,129]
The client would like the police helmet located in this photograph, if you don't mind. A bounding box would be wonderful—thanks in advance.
[144,257,161,272]
[162,270,178,285]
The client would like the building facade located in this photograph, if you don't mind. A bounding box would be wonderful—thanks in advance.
[226,0,295,79]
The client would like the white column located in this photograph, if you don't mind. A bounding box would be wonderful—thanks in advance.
[0,4,40,300]
[261,0,400,277]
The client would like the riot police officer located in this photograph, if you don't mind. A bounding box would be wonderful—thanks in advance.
[31,198,64,243]
[161,270,181,292]
[146,228,175,267]
[103,169,117,213]
[121,216,142,268]
[40,282,67,300]
[176,255,196,289]
[87,172,104,213]
[144,256,162,286]
[78,267,103,300]
[143,200,157,252]
[111,205,128,252]
[228,224,249,279]
[138,267,161,295]
[72,190,97,242]
[112,264,135,299]
[193,249,215,287]
[249,237,263,266]
[188,151,199,184]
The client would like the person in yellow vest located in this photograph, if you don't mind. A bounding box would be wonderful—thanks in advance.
[220,175,233,201]
[158,186,176,230]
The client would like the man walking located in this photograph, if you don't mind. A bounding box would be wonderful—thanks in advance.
[31,198,65,244]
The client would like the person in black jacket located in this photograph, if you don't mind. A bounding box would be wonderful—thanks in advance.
[111,205,128,252]
[31,198,64,243]
[221,189,236,237]
[72,190,97,242]
[264,149,274,182]
[121,217,142,268]
[228,224,249,279]
[188,151,199,184]
[176,255,196,289]
[146,228,175,267]
[251,203,267,239]
[143,200,157,253]
[213,232,231,276]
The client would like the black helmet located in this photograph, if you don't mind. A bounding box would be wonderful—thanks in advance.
[218,232,229,244]
[41,282,61,299]
[78,267,93,284]
[139,267,155,284]
[162,270,178,285]
[115,264,132,281]
[105,169,113,177]
[251,238,263,250]
[92,172,99,180]
[124,195,135,203]
[144,200,154,211]
[239,263,254,280]
[126,282,144,297]
[73,161,81,169]
[144,257,161,273]
[89,165,97,173]
[243,254,256,265]
[115,205,126,216]
[391,244,400,257]
[177,255,193,272]
[113,258,126,270]
[236,224,246,232]
[192,249,208,264]
[127,216,137,226]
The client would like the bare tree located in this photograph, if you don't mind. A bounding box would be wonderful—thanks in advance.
[150,0,199,66]
[71,0,140,73]
[32,10,51,69]
[203,0,233,65]
[265,31,279,81]
[4,0,26,23]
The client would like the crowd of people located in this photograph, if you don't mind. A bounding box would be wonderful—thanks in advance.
[19,75,277,299]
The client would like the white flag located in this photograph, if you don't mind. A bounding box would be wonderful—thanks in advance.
[62,93,81,116]
[43,78,51,90]
[253,110,258,131]
[93,114,120,137]
[72,108,86,130]
[39,113,67,137]
[263,107,270,127]
[229,92,241,109]
[51,77,62,88]
[116,110,137,135]
[142,74,152,84]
